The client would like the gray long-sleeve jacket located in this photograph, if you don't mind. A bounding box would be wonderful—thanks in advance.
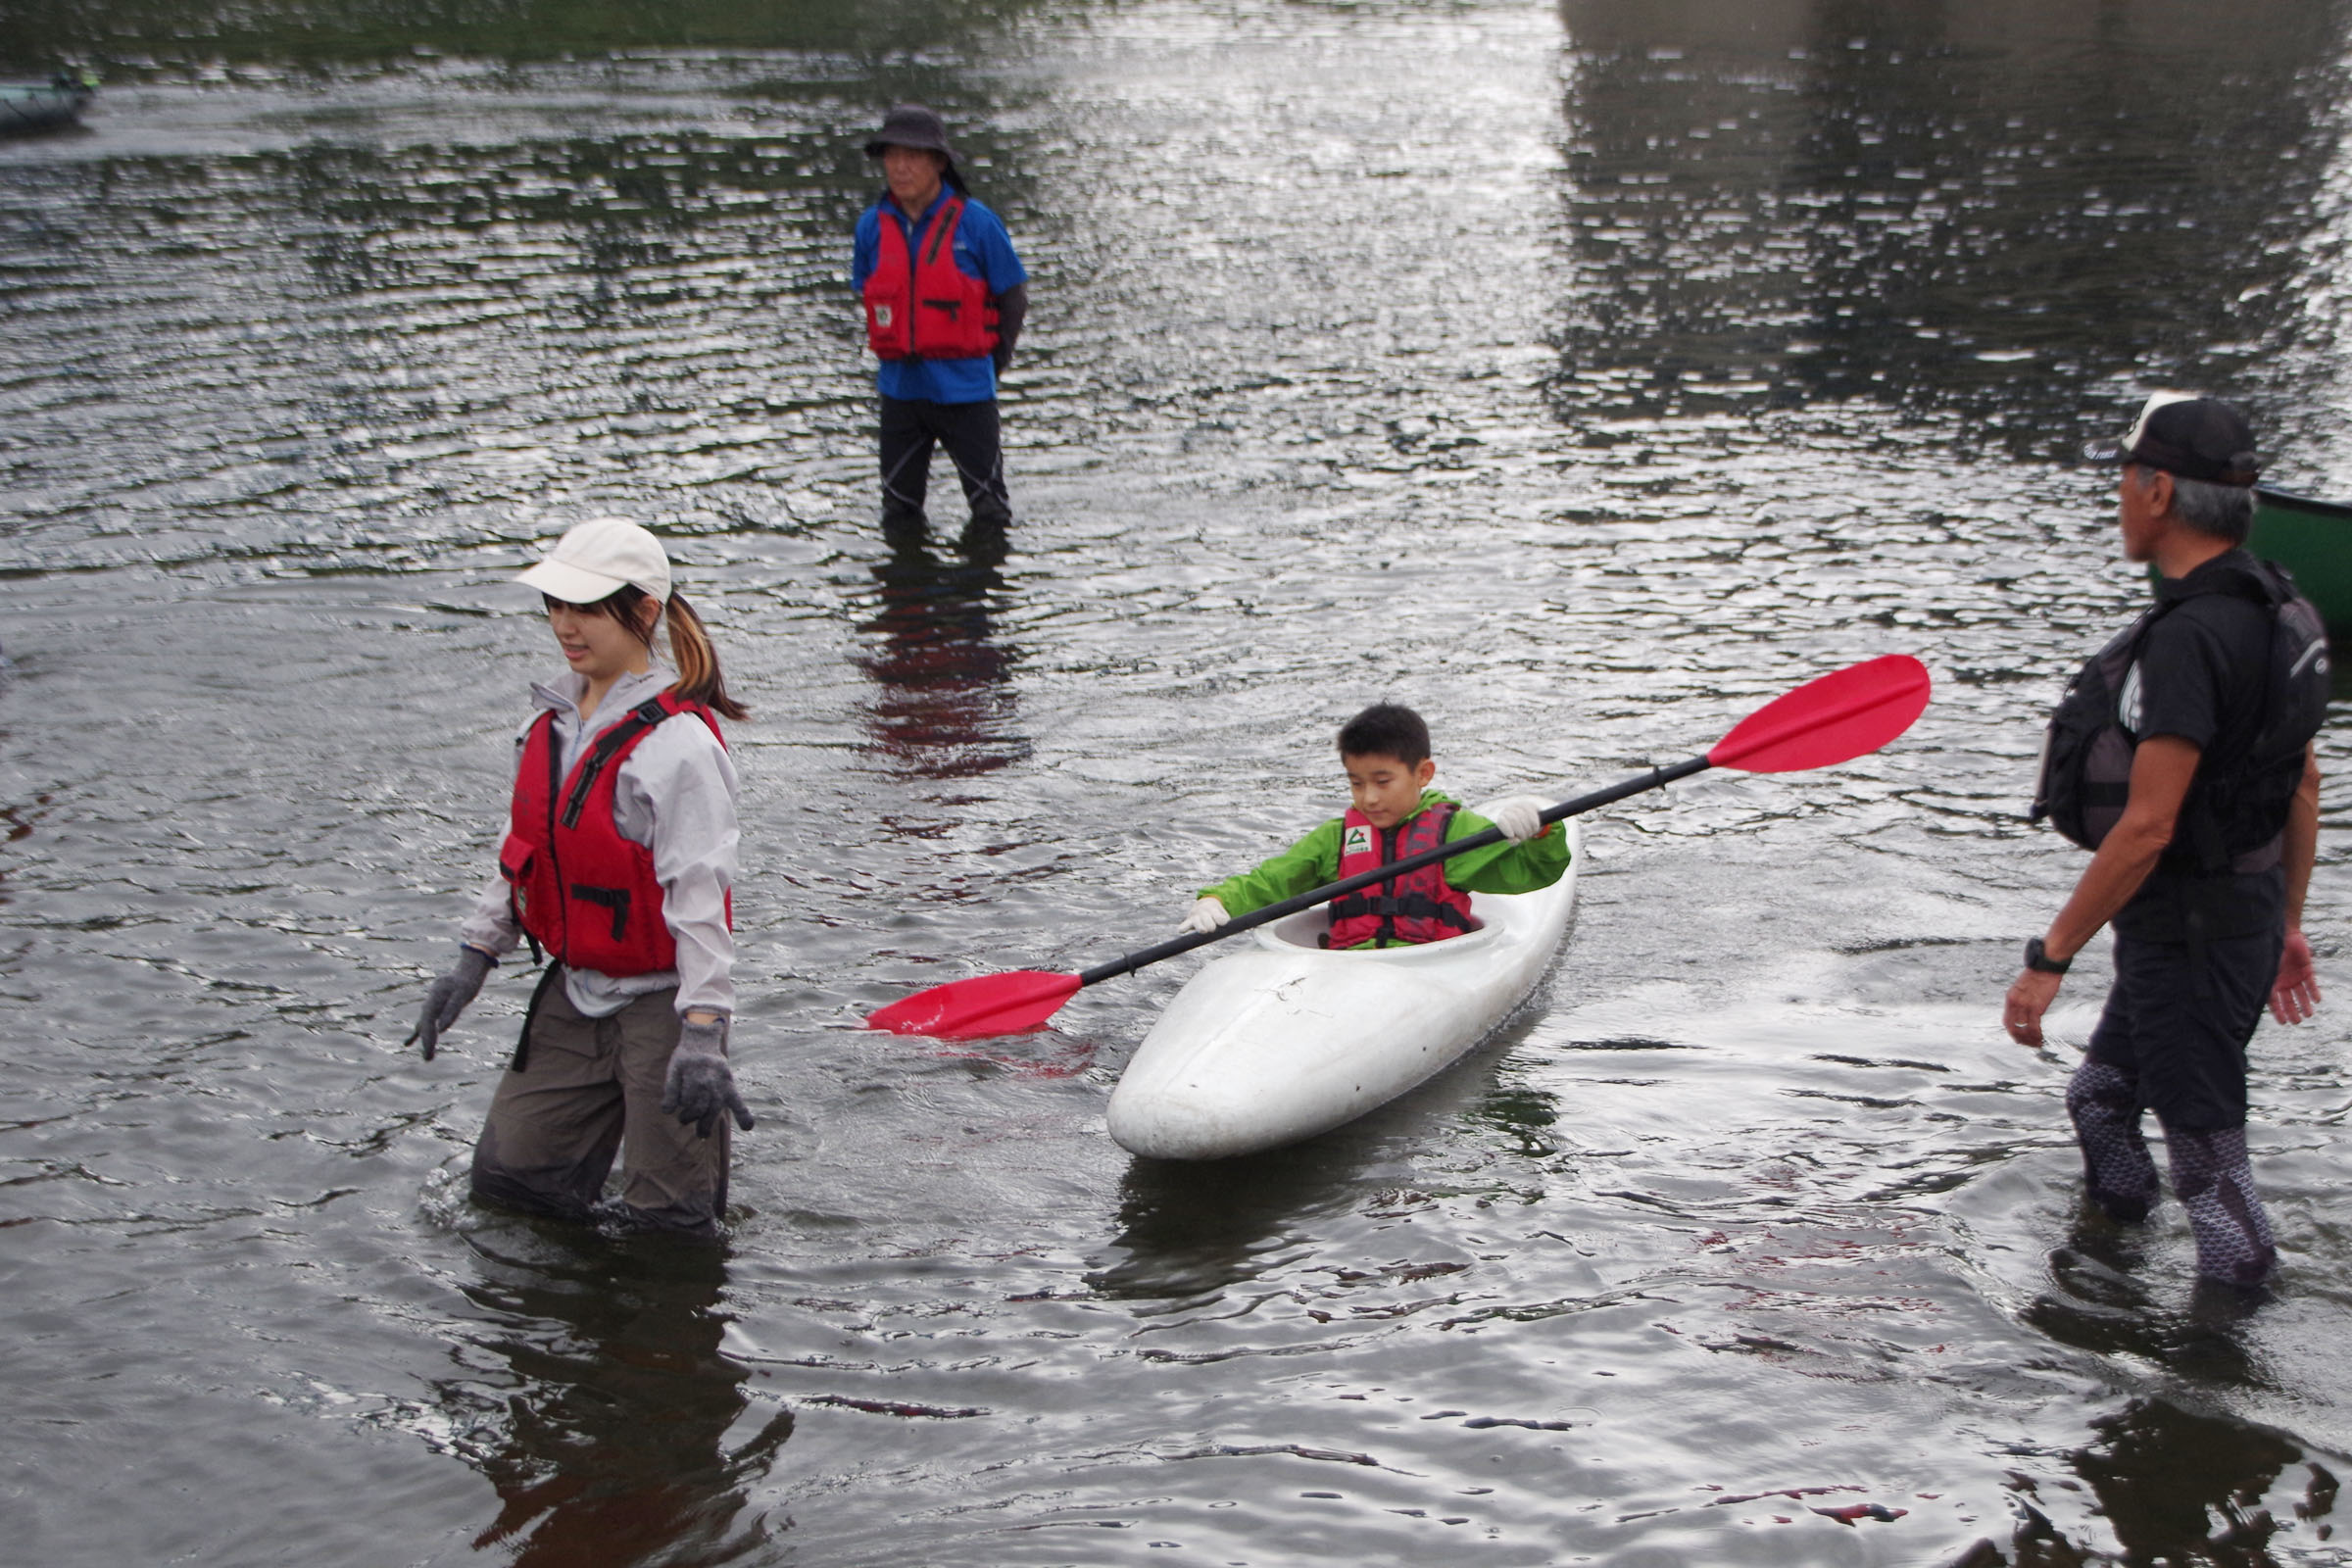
[460,664,740,1019]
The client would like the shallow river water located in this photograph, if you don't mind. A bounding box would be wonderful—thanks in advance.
[8,1,2352,1564]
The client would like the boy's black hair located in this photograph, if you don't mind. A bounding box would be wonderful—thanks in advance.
[1337,702,1430,767]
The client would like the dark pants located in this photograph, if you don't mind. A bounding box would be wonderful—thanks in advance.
[879,394,1010,527]
[469,980,729,1237]
[2065,926,2282,1283]
[2085,925,2280,1132]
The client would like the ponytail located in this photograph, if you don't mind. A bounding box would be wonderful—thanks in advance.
[663,590,748,720]
[560,582,748,722]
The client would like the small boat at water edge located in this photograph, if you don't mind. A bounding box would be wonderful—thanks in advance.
[2254,487,2352,635]
[1106,821,1582,1161]
[0,74,96,137]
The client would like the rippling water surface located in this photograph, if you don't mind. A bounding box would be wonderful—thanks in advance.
[9,1,2352,1563]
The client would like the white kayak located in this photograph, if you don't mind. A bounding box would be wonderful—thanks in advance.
[1106,821,1582,1160]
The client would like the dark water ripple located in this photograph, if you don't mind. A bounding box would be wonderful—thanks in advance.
[8,1,2352,1563]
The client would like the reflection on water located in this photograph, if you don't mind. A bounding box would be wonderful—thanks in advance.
[0,0,1052,69]
[853,514,1027,781]
[1091,1148,1360,1303]
[1552,0,2352,461]
[2073,1397,2309,1566]
[1464,1078,1564,1160]
[435,1226,788,1566]
[2023,1205,2275,1386]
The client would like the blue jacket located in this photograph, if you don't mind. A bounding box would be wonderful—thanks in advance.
[852,188,1027,405]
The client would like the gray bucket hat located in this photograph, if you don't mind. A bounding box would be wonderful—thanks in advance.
[864,103,956,163]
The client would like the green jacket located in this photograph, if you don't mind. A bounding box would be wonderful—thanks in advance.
[1200,790,1571,947]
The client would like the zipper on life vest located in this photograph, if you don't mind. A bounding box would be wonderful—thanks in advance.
[903,208,922,358]
[1377,822,1402,948]
[561,700,667,829]
[542,709,566,963]
[921,198,959,266]
[906,197,962,355]
[503,710,553,966]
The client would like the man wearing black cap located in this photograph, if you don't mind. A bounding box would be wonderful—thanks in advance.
[2006,393,2327,1289]
[852,104,1029,535]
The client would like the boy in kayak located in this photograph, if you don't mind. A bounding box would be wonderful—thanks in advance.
[1180,703,1570,949]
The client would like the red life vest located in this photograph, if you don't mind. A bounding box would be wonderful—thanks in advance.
[498,692,728,976]
[862,193,1000,362]
[1326,802,1480,950]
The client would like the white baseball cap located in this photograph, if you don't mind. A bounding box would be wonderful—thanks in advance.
[516,516,672,604]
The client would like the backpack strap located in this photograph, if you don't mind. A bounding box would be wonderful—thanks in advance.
[2162,558,2313,874]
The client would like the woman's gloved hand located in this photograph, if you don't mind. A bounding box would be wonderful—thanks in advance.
[1179,895,1231,934]
[1476,795,1550,844]
[662,1015,756,1139]
[410,946,494,1060]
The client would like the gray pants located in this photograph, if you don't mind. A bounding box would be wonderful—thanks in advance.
[469,978,729,1237]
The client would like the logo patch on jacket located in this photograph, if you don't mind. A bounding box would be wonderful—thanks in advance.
[1342,824,1372,857]
[874,304,894,328]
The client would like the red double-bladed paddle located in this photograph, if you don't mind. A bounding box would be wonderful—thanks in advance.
[866,654,1933,1041]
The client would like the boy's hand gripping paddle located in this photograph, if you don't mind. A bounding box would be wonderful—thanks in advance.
[867,654,1932,1040]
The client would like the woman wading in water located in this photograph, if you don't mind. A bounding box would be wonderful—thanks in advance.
[413,516,753,1237]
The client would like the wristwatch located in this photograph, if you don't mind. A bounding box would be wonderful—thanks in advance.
[2024,937,2071,975]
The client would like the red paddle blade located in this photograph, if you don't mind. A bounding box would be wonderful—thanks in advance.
[866,969,1083,1040]
[1707,654,1931,773]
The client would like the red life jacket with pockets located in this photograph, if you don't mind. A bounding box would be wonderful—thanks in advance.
[499,692,729,975]
[862,194,1000,361]
[1325,802,1480,949]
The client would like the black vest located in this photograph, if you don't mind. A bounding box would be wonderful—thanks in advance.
[2032,554,2327,875]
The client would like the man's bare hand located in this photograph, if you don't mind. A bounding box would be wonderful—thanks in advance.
[2271,928,2321,1025]
[2004,967,2064,1049]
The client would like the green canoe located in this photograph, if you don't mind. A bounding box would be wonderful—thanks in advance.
[2253,487,2352,634]
[0,75,95,137]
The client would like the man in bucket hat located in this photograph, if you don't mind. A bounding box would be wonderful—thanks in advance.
[2006,392,2327,1291]
[852,104,1029,539]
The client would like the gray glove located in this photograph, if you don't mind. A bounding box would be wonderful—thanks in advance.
[410,945,494,1061]
[662,1015,755,1139]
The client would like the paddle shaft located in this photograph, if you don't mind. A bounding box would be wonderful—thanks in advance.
[1076,755,1712,986]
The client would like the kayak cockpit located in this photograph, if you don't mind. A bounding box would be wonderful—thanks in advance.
[1254,895,1507,954]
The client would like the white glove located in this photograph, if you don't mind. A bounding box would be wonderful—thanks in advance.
[1180,895,1231,934]
[1477,795,1549,844]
